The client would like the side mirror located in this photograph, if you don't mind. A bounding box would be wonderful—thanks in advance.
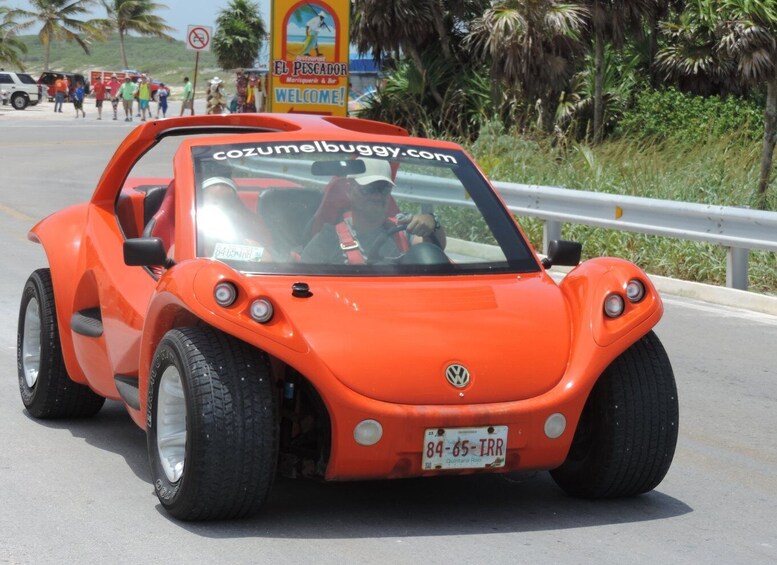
[541,240,582,269]
[124,238,173,268]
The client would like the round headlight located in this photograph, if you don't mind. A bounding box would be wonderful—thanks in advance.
[250,298,274,323]
[626,279,646,302]
[214,282,237,307]
[604,293,625,318]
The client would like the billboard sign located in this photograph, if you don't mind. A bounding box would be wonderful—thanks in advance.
[269,0,349,115]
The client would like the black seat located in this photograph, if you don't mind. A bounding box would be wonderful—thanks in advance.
[142,184,169,226]
[257,188,322,259]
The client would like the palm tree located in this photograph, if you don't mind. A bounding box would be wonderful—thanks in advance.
[465,0,588,132]
[99,0,174,70]
[655,6,738,96]
[212,0,265,70]
[14,0,99,71]
[658,0,777,209]
[646,0,683,86]
[716,0,777,209]
[0,7,28,70]
[351,0,463,105]
[577,0,653,142]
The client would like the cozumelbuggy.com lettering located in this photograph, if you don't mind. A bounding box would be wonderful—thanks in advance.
[212,142,458,164]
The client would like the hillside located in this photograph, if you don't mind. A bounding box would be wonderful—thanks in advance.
[13,34,224,86]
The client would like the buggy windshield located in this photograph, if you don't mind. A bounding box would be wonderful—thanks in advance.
[191,140,539,276]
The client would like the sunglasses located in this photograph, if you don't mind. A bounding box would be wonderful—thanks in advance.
[356,181,393,195]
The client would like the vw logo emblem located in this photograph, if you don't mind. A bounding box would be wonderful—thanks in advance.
[445,364,470,388]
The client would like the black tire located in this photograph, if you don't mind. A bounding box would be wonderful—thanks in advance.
[550,330,679,498]
[17,269,105,418]
[147,327,278,520]
[11,93,28,110]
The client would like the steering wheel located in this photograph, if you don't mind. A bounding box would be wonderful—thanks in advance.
[365,224,407,263]
[365,224,450,265]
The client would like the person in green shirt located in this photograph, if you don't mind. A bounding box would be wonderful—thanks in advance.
[180,76,193,116]
[137,75,152,121]
[118,77,136,122]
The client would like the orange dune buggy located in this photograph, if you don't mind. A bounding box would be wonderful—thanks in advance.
[17,114,678,520]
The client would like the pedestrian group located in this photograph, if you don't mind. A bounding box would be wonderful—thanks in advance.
[50,72,189,121]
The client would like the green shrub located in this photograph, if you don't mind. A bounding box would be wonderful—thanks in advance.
[617,88,763,144]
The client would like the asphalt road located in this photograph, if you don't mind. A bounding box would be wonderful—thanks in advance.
[1,104,776,564]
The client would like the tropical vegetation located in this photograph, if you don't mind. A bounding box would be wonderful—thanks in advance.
[352,0,777,214]
[212,0,265,70]
[10,0,100,71]
[96,0,174,69]
[0,6,28,69]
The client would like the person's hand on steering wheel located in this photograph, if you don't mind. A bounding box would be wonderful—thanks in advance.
[397,213,436,238]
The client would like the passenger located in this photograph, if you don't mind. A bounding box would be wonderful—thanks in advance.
[198,177,268,258]
[301,158,445,264]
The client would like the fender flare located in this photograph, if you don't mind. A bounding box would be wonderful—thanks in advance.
[28,204,90,384]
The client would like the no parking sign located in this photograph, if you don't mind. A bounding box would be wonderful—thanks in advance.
[186,25,212,52]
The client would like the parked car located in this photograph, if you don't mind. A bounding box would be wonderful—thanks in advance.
[17,114,679,521]
[0,70,41,110]
[38,71,89,102]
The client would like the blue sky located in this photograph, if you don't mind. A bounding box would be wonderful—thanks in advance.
[6,0,272,41]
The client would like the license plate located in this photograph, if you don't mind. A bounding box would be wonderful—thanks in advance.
[422,426,508,470]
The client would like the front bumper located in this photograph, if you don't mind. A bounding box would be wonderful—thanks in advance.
[322,376,590,481]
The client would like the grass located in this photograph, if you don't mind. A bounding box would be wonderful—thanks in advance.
[466,125,777,294]
[11,34,222,88]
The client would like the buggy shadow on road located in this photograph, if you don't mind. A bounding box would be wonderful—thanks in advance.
[23,400,149,483]
[22,394,691,539]
[177,473,691,539]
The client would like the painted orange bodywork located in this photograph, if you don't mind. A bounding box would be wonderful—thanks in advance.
[29,114,663,480]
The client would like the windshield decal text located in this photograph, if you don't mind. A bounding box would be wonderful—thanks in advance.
[212,142,457,164]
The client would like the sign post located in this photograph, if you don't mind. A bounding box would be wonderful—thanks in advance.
[186,24,213,116]
[269,1,350,116]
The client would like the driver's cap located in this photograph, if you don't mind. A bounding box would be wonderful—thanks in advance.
[348,158,394,187]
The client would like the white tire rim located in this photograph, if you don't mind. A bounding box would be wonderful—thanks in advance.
[156,365,187,483]
[22,297,41,388]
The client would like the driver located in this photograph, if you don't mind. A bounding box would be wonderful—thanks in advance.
[301,158,445,264]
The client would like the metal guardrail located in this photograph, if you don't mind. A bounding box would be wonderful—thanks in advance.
[392,173,777,291]
[492,181,777,291]
[247,158,777,291]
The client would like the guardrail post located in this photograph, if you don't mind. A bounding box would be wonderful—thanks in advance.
[543,220,562,254]
[726,247,749,290]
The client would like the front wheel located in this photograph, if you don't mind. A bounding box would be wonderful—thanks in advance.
[147,327,278,520]
[550,330,679,498]
[17,269,105,418]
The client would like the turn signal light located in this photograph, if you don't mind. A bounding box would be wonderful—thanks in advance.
[604,293,625,318]
[250,298,274,323]
[214,282,237,307]
[626,279,646,302]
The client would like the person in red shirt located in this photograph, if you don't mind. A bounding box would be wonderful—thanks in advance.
[53,75,67,113]
[107,73,122,120]
[92,76,106,120]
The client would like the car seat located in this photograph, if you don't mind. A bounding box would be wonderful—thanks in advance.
[143,180,175,252]
[257,188,322,259]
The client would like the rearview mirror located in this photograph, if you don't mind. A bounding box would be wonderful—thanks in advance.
[311,159,366,176]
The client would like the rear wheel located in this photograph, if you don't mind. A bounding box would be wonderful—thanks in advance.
[17,269,105,418]
[147,327,278,520]
[11,93,28,110]
[550,331,679,498]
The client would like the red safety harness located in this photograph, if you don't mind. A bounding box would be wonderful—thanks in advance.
[334,212,409,264]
